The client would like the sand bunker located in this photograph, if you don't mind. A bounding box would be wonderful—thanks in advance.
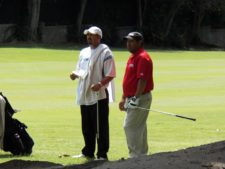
[0,140,225,169]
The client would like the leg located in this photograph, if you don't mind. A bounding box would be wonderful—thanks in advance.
[97,91,109,159]
[80,104,97,158]
[124,93,152,158]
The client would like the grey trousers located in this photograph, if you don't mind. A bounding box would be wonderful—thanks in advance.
[0,95,6,149]
[123,92,152,158]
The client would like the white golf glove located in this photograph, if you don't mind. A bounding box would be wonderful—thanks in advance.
[127,96,139,109]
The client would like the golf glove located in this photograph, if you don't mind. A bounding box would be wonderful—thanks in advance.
[127,96,139,109]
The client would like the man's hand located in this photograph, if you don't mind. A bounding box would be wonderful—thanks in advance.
[70,72,79,80]
[127,96,139,109]
[91,82,102,91]
[119,100,126,111]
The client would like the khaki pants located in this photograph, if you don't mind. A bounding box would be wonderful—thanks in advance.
[123,93,152,158]
[0,96,6,149]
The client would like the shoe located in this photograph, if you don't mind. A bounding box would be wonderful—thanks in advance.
[71,154,85,158]
[95,157,108,161]
[71,154,94,160]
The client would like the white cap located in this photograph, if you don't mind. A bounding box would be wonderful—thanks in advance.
[83,26,102,38]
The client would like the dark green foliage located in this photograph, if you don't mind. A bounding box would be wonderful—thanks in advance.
[0,0,224,48]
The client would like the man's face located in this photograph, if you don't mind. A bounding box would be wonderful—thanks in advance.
[126,39,142,53]
[86,33,101,47]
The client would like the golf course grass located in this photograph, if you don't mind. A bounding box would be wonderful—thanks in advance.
[0,47,225,165]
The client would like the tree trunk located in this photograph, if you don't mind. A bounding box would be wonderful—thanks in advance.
[161,0,186,40]
[75,0,87,41]
[137,0,143,32]
[191,0,206,45]
[137,0,149,33]
[0,0,4,8]
[143,0,148,20]
[27,0,41,41]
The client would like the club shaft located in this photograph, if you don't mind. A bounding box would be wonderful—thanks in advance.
[96,93,100,139]
[96,100,99,139]
[135,106,196,121]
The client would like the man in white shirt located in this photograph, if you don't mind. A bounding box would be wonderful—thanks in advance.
[70,26,116,160]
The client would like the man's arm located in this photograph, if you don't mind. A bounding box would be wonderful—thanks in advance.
[119,94,126,111]
[91,76,114,91]
[135,78,147,97]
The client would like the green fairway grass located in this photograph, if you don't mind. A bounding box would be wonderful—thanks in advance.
[0,47,225,165]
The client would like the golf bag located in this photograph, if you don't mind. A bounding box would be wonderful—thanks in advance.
[0,92,34,155]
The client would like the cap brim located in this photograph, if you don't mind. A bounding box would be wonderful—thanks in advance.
[123,36,133,40]
[83,29,89,35]
[123,36,143,41]
[84,29,98,35]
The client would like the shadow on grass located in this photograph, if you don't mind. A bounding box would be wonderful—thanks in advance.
[0,159,62,169]
[0,154,13,158]
[0,158,106,169]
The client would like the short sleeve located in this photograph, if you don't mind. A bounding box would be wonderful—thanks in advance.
[103,51,116,77]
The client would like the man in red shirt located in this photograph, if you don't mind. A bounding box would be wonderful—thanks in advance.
[119,32,154,158]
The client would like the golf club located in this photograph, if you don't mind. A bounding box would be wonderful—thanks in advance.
[91,84,100,139]
[134,106,196,121]
[96,92,100,140]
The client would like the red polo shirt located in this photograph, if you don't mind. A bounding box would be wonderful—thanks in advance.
[123,48,154,97]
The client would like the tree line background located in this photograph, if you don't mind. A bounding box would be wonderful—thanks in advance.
[0,0,225,48]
